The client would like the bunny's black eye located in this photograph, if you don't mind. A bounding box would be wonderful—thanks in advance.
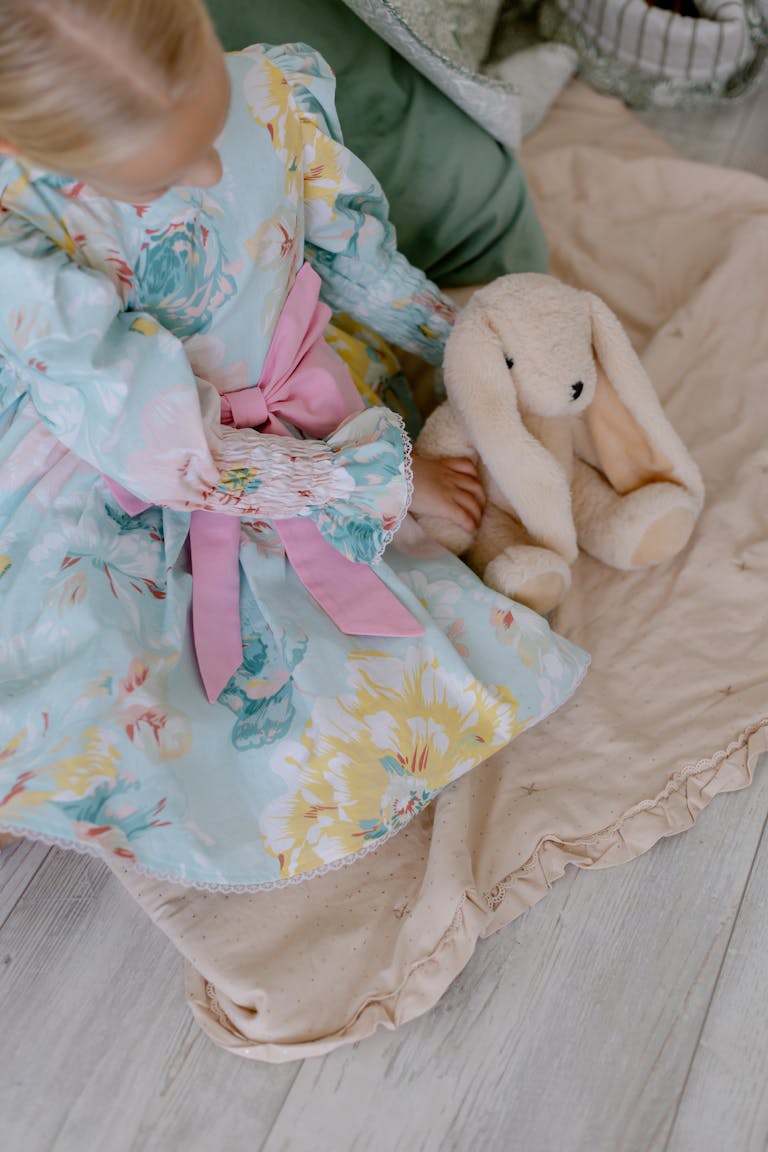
[571,381,584,401]
[505,356,514,369]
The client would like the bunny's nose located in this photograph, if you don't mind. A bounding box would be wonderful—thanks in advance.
[571,381,584,401]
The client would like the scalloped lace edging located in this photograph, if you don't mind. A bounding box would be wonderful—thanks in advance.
[483,715,768,912]
[0,812,403,893]
[372,410,414,564]
[2,710,760,896]
[204,981,230,1029]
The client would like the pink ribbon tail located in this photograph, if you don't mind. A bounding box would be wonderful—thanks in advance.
[103,477,151,517]
[189,512,244,703]
[275,518,424,637]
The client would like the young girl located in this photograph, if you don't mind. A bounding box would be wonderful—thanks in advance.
[0,0,587,888]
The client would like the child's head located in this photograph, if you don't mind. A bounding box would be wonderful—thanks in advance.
[0,0,231,202]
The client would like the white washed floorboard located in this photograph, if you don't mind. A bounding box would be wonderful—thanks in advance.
[261,764,768,1152]
[0,840,49,927]
[665,814,768,1152]
[0,849,297,1152]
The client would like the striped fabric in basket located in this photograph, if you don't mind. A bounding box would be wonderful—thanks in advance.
[538,0,768,103]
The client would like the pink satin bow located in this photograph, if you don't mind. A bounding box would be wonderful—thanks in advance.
[106,263,422,703]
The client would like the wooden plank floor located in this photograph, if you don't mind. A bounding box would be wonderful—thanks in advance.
[2,82,767,1152]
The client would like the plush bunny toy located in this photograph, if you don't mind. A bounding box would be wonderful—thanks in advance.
[415,274,704,614]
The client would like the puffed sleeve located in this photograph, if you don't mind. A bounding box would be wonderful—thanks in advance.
[262,44,457,367]
[0,210,410,562]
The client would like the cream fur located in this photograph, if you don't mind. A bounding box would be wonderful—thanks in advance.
[415,273,704,612]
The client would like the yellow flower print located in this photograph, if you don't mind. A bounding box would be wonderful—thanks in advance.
[260,645,525,878]
[244,52,292,129]
[0,731,46,815]
[116,657,192,763]
[0,729,27,764]
[130,317,160,337]
[217,465,261,493]
[323,323,381,408]
[490,603,568,675]
[2,169,31,205]
[303,130,343,210]
[244,214,297,269]
[0,727,120,819]
[0,554,11,578]
[3,170,77,257]
[244,54,304,201]
[47,727,121,801]
[50,569,87,615]
[491,606,518,646]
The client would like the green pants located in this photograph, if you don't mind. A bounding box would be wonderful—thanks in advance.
[206,0,547,285]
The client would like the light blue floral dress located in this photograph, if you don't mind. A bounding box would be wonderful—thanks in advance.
[0,44,588,889]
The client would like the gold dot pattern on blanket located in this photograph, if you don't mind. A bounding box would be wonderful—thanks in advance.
[110,82,768,1060]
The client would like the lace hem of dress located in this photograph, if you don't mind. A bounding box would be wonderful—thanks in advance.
[372,410,415,564]
[0,811,400,893]
[3,707,762,900]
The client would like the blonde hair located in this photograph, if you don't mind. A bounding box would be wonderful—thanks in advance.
[0,0,214,173]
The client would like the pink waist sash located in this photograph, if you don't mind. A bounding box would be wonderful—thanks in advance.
[106,264,422,703]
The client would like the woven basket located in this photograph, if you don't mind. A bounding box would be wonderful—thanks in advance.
[539,0,768,103]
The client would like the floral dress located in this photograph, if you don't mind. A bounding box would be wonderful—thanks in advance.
[0,44,588,889]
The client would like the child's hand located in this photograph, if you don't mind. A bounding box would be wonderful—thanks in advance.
[410,454,486,533]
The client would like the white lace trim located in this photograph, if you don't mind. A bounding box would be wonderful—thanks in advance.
[204,981,229,1027]
[0,812,401,893]
[4,713,763,898]
[372,411,415,564]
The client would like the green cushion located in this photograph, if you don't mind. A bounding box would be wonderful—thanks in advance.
[206,0,547,285]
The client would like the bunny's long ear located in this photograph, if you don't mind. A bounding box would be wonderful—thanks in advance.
[582,293,704,505]
[443,304,578,563]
